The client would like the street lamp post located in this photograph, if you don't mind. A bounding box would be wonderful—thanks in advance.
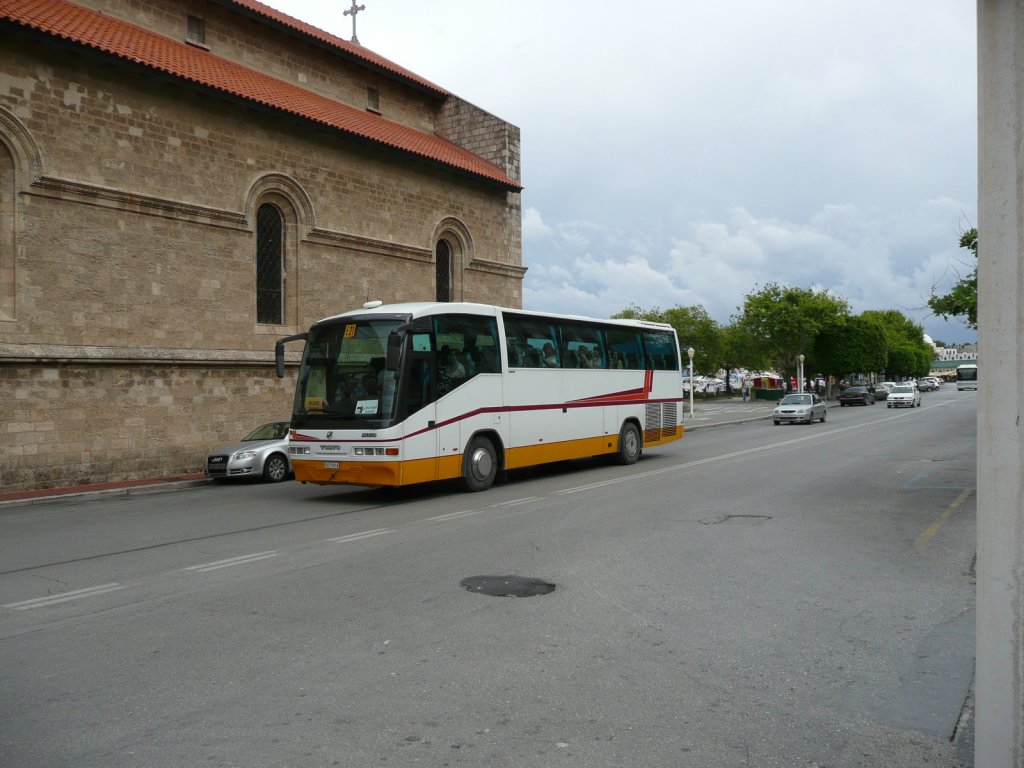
[798,354,805,393]
[687,347,695,417]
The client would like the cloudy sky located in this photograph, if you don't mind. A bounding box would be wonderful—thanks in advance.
[261,1,978,344]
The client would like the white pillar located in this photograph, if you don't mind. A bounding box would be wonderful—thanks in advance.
[976,2,1024,764]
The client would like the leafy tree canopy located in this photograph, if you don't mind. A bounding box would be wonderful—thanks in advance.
[928,228,977,329]
[811,315,888,380]
[735,283,850,373]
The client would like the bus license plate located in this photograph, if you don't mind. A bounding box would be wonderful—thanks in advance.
[324,461,339,469]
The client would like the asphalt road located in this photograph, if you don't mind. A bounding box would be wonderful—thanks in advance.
[0,388,977,767]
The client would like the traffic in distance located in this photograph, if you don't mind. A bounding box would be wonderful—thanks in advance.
[275,302,685,492]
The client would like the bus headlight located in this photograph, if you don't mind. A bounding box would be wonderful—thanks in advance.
[289,446,310,456]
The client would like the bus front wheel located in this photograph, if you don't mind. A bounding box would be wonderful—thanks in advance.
[462,436,497,492]
[616,422,642,465]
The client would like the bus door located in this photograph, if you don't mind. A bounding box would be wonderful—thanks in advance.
[401,334,440,483]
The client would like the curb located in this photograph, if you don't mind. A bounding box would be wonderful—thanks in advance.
[0,476,210,510]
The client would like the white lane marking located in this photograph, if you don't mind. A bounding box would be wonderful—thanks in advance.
[559,409,933,494]
[3,583,125,610]
[326,528,394,543]
[427,509,482,522]
[184,551,278,573]
[493,496,539,507]
[557,477,627,495]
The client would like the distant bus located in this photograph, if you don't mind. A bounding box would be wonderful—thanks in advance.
[275,302,685,492]
[955,364,978,391]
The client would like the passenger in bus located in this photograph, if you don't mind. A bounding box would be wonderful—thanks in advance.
[579,347,593,368]
[542,343,559,367]
[439,346,465,385]
[354,372,379,397]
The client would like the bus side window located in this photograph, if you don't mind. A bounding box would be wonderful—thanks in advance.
[504,314,559,369]
[643,330,679,370]
[606,327,644,369]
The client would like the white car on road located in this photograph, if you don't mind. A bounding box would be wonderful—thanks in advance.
[887,384,922,408]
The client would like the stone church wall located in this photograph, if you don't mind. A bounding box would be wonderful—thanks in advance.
[0,12,523,492]
[1,361,294,490]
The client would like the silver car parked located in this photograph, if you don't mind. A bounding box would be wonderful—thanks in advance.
[773,393,827,425]
[205,421,292,482]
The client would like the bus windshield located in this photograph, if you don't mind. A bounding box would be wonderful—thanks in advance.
[292,316,404,427]
[955,366,977,382]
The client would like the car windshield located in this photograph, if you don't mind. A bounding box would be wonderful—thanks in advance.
[892,386,914,394]
[242,422,288,441]
[780,395,811,405]
[844,388,865,393]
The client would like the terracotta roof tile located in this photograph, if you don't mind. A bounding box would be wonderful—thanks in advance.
[0,0,520,190]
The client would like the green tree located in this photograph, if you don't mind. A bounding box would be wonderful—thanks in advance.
[859,308,932,378]
[716,321,769,393]
[886,346,921,379]
[928,228,977,329]
[811,315,888,385]
[736,283,850,378]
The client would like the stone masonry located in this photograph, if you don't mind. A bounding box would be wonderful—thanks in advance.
[0,0,523,491]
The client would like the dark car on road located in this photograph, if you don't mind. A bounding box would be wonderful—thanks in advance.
[838,386,875,406]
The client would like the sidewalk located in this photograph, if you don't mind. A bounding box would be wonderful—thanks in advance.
[0,398,801,509]
[0,472,210,509]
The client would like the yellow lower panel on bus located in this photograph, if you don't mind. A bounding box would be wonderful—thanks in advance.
[505,434,616,470]
[643,425,684,447]
[293,459,402,487]
[293,456,452,487]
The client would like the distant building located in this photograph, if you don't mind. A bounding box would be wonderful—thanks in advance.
[930,343,979,378]
[0,0,523,491]
[934,344,979,362]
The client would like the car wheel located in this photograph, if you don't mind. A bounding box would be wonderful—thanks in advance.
[774,420,780,425]
[461,435,498,492]
[615,421,642,465]
[820,410,827,422]
[263,453,289,483]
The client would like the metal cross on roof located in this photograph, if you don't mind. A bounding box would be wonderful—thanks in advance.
[343,0,366,45]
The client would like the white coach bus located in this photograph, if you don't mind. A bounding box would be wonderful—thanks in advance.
[275,302,685,491]
[955,363,978,391]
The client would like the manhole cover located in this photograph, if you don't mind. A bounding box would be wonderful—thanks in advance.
[460,575,556,597]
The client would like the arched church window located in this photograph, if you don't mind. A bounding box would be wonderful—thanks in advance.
[435,239,452,302]
[256,202,284,324]
[0,141,13,320]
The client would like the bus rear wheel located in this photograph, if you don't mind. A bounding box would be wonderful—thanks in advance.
[461,436,497,492]
[616,422,642,465]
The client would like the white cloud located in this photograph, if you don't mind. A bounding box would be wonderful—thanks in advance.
[521,207,552,241]
[522,201,976,342]
[263,0,978,342]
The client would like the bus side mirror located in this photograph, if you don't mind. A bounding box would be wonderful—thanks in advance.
[274,332,308,378]
[386,332,403,371]
[275,342,285,378]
